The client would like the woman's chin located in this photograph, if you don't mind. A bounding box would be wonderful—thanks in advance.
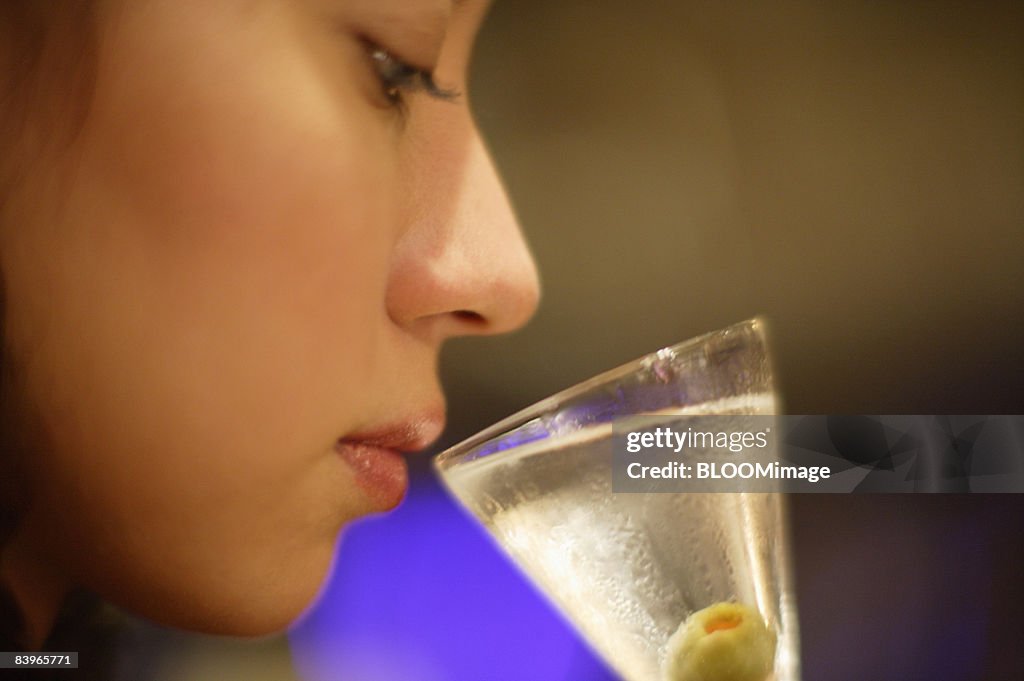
[97,545,337,638]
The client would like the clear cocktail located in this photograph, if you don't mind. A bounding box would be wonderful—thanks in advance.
[435,320,800,681]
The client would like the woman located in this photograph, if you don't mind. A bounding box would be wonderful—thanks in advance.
[0,0,539,658]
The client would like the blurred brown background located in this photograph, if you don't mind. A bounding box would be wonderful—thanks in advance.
[440,1,1024,679]
[443,0,1023,427]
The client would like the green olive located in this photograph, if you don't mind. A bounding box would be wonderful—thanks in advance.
[665,602,777,681]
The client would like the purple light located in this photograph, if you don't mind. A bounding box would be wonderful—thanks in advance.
[289,471,618,681]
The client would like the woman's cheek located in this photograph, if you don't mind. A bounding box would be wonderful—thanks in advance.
[16,134,400,634]
[65,1,404,442]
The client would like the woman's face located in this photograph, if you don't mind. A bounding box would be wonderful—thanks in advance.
[1,0,538,634]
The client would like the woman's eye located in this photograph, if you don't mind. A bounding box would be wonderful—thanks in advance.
[367,45,458,110]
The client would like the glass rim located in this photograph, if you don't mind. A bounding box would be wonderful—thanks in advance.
[434,316,771,474]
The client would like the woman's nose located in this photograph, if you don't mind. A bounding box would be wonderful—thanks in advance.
[386,128,541,342]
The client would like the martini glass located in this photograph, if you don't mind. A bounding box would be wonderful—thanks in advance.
[434,319,800,681]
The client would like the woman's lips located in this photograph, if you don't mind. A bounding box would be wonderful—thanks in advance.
[335,412,445,509]
[334,440,409,510]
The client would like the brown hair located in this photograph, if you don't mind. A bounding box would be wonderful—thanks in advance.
[1,0,100,529]
[1,1,98,207]
[0,3,116,666]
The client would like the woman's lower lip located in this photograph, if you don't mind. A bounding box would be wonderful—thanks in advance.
[334,441,409,509]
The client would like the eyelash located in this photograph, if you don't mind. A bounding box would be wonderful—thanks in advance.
[368,45,459,112]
